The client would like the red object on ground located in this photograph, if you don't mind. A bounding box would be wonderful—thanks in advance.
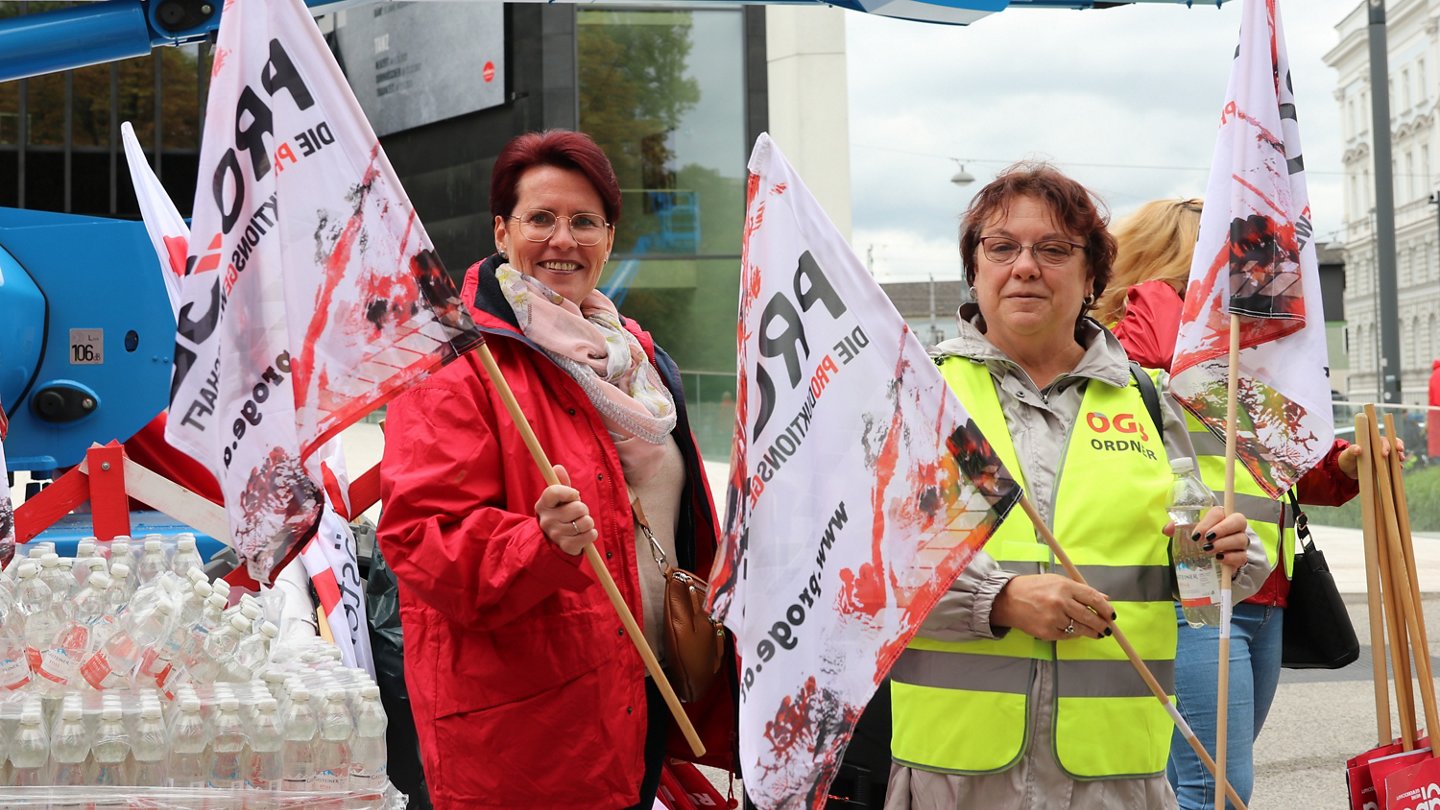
[1427,360,1439,461]
[1346,737,1431,810]
[1384,753,1440,809]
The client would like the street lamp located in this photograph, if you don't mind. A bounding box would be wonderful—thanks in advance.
[1429,192,1440,269]
[950,161,975,187]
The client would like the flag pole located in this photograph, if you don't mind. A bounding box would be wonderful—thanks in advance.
[1356,413,1392,746]
[474,342,706,757]
[1383,413,1440,754]
[1017,496,1248,810]
[1216,314,1240,810]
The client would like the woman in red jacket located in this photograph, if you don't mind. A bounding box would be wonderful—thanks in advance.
[377,130,734,809]
[1097,198,1391,809]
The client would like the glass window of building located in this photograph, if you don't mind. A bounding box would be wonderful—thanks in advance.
[577,6,748,457]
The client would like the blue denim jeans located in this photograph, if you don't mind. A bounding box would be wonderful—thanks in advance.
[1167,602,1284,810]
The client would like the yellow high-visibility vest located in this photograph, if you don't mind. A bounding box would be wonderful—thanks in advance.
[891,357,1176,778]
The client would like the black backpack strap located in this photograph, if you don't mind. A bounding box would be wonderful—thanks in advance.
[1286,488,1313,553]
[1128,360,1164,441]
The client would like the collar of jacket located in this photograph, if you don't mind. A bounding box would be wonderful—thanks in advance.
[462,253,658,363]
[930,301,1132,390]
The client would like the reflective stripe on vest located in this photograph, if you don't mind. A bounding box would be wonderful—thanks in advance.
[1185,411,1294,578]
[891,358,1176,778]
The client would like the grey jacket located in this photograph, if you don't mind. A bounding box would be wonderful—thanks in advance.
[885,306,1266,810]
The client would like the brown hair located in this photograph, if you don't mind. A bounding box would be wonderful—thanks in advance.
[490,130,622,224]
[1094,198,1203,326]
[959,162,1116,320]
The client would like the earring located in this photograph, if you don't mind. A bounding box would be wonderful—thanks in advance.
[968,285,977,300]
[1083,294,1096,307]
[496,245,508,262]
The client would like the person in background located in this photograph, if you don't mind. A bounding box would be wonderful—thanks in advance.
[377,130,734,809]
[886,164,1265,810]
[1428,359,1439,464]
[1097,197,1397,809]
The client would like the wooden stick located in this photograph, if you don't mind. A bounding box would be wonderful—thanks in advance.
[1384,414,1438,754]
[1365,407,1414,747]
[1356,413,1393,746]
[1215,313,1241,810]
[474,343,705,757]
[1018,496,1249,810]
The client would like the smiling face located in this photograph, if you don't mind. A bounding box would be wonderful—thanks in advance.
[493,164,615,306]
[973,194,1094,357]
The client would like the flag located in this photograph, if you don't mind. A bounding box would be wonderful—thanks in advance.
[299,446,374,677]
[121,121,189,319]
[0,435,14,569]
[166,0,483,584]
[706,134,1021,808]
[1169,0,1334,499]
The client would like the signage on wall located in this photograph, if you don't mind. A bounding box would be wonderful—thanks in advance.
[332,2,505,137]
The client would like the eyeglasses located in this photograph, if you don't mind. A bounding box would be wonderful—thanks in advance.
[509,209,611,246]
[979,236,1084,267]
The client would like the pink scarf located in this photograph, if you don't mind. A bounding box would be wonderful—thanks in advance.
[495,264,677,485]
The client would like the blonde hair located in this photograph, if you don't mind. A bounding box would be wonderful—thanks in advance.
[1094,198,1203,326]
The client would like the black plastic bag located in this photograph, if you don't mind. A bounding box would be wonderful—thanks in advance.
[367,542,433,809]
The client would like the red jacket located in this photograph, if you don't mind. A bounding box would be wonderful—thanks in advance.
[1112,280,1358,606]
[377,256,735,809]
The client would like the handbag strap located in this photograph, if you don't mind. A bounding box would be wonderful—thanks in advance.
[1285,489,1316,555]
[629,490,670,575]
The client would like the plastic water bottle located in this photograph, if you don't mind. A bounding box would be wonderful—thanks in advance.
[49,701,92,785]
[9,703,50,785]
[136,540,167,586]
[280,686,318,791]
[313,688,354,789]
[232,622,279,681]
[168,694,210,788]
[107,561,134,607]
[349,684,388,790]
[209,696,248,788]
[131,702,168,786]
[1168,457,1223,628]
[81,600,174,690]
[0,613,33,691]
[92,703,131,786]
[248,697,284,790]
[172,534,205,576]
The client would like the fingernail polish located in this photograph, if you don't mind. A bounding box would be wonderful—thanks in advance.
[1190,531,1200,541]
[1205,531,1217,542]
[1202,542,1214,551]
[1104,628,1113,637]
[1111,611,1118,621]
[1215,553,1224,560]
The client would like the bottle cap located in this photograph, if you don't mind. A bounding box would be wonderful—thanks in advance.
[141,704,162,719]
[102,705,122,721]
[89,573,113,591]
[360,684,380,699]
[220,696,240,712]
[230,615,252,633]
[1169,457,1196,474]
[144,540,163,553]
[62,704,82,721]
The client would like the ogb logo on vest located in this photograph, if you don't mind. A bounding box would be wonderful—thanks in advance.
[1085,411,1158,461]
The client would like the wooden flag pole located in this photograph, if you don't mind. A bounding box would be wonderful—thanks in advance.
[1215,314,1241,810]
[1366,407,1417,747]
[1369,407,1438,748]
[1356,413,1393,745]
[1017,496,1249,810]
[1384,413,1439,752]
[474,343,705,757]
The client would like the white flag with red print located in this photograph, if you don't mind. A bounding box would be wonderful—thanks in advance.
[165,0,483,584]
[1170,0,1334,499]
[0,434,14,570]
[300,447,374,677]
[706,134,1021,808]
[121,121,189,319]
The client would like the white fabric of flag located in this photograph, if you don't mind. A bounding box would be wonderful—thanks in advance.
[0,438,14,569]
[1169,0,1334,499]
[299,446,374,677]
[165,0,482,584]
[706,134,1020,809]
[121,121,189,319]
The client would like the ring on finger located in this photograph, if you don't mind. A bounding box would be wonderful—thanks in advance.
[1062,619,1076,637]
[571,520,581,535]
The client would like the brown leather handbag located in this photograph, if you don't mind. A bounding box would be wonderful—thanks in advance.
[633,497,725,703]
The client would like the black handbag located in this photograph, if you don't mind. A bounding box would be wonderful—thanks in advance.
[1281,492,1360,670]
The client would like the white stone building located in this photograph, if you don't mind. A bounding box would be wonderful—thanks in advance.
[1324,0,1440,405]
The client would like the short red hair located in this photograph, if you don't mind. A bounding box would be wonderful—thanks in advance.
[490,130,622,224]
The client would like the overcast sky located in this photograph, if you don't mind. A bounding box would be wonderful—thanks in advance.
[845,0,1359,283]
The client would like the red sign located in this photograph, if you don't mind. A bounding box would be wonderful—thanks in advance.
[483,60,495,83]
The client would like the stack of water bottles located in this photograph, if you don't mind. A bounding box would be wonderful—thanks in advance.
[0,535,400,808]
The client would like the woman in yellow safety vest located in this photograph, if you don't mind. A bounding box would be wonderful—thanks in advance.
[885,164,1266,810]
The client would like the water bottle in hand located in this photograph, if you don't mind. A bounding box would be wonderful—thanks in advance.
[1168,457,1222,628]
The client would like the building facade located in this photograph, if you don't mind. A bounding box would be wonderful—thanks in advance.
[1324,0,1440,405]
